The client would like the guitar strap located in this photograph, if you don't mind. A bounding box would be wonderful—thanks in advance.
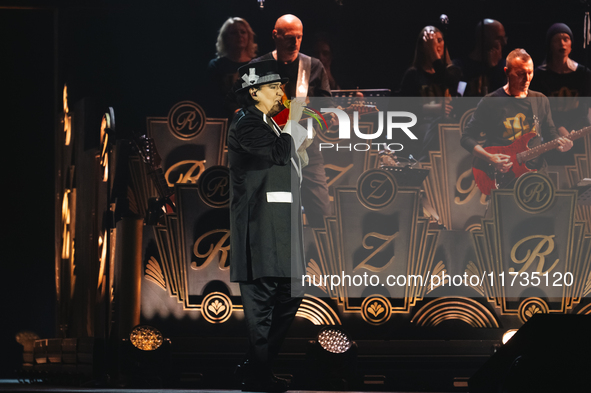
[293,54,312,167]
[296,54,311,98]
[530,96,541,137]
[528,97,545,171]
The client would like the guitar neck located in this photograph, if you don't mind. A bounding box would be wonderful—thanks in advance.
[517,126,591,163]
[135,135,173,199]
[149,168,174,199]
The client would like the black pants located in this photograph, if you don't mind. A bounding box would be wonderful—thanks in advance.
[239,277,303,376]
[302,163,332,228]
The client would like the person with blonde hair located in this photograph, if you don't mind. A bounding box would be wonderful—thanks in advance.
[215,17,258,60]
[205,17,258,118]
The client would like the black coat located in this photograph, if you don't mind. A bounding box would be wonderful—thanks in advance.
[228,106,305,282]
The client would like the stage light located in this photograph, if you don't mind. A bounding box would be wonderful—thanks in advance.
[502,329,518,344]
[121,325,171,386]
[306,327,358,389]
[129,325,163,351]
[317,327,353,354]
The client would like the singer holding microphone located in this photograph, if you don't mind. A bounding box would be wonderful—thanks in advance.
[228,59,308,392]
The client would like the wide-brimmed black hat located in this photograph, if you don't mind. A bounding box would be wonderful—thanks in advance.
[235,59,288,92]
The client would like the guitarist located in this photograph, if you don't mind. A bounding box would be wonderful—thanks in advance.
[252,14,335,228]
[460,49,573,185]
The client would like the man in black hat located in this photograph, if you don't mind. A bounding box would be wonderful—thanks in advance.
[228,59,307,392]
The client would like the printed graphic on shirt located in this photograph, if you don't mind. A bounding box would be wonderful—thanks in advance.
[548,87,580,112]
[502,112,533,141]
[419,83,447,98]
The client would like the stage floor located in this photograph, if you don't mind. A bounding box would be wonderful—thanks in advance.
[0,381,449,393]
[0,381,444,393]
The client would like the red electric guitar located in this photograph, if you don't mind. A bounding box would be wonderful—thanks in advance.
[473,126,591,195]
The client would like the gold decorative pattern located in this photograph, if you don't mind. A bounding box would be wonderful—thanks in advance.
[465,261,485,296]
[361,295,392,325]
[165,160,206,186]
[356,169,398,210]
[201,292,232,324]
[418,113,488,230]
[62,84,71,146]
[577,303,591,315]
[191,229,231,271]
[145,256,166,291]
[469,175,588,315]
[60,187,76,299]
[97,230,108,292]
[305,259,328,294]
[198,166,230,208]
[99,111,112,183]
[514,173,555,214]
[465,223,482,232]
[427,261,448,294]
[167,101,207,139]
[564,134,590,229]
[136,101,587,330]
[295,296,341,325]
[518,298,549,324]
[325,163,355,202]
[411,297,499,328]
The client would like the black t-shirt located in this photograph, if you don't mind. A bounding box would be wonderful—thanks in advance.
[453,56,506,97]
[204,56,250,118]
[399,63,447,98]
[461,88,559,153]
[530,64,591,131]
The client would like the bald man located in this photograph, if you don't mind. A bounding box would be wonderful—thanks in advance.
[273,14,303,64]
[454,19,508,96]
[253,14,333,229]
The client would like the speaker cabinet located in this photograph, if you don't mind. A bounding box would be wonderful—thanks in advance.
[470,314,591,393]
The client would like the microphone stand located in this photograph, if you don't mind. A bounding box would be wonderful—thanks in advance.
[440,14,449,66]
[440,14,450,119]
[583,1,590,95]
[480,16,488,96]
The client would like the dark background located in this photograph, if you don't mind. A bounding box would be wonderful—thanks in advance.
[1,0,589,377]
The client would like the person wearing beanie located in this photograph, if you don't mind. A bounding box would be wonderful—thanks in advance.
[530,23,591,164]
